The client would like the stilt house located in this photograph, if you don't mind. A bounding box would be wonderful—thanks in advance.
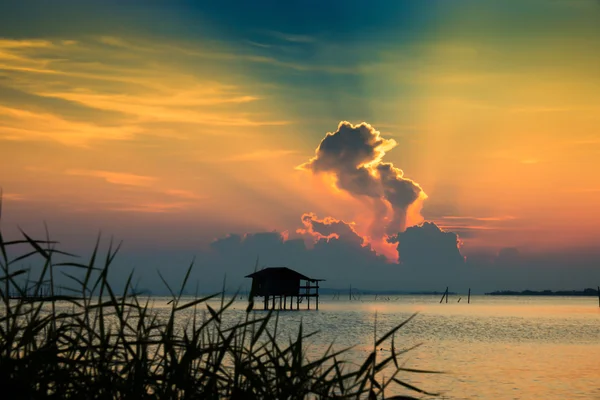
[245,267,323,310]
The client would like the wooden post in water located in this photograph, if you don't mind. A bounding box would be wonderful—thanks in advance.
[597,286,599,307]
[468,288,471,304]
[446,286,449,303]
[307,280,311,310]
[438,287,449,304]
[349,284,352,301]
[316,281,319,310]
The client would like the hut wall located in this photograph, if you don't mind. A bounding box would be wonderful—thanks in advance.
[252,277,300,296]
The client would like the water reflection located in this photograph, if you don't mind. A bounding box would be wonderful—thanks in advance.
[141,295,600,399]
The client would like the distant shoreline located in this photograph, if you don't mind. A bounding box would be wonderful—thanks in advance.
[485,288,599,296]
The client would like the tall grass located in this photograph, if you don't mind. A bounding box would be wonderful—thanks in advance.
[0,203,440,399]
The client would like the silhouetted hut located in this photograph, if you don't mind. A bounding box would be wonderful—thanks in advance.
[245,267,324,311]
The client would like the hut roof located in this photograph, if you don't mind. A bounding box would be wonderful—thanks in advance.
[245,267,324,282]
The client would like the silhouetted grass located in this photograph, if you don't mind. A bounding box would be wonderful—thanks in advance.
[0,202,440,399]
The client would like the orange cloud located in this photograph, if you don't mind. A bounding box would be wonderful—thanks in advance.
[163,189,205,200]
[0,36,291,149]
[296,212,366,248]
[223,149,297,162]
[299,121,426,257]
[0,106,140,146]
[107,201,190,213]
[1,192,25,201]
[66,169,156,187]
[440,216,516,222]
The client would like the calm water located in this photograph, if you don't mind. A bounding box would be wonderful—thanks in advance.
[173,295,600,399]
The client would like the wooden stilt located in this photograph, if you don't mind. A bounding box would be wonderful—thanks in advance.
[468,288,471,304]
[439,286,449,304]
[316,281,319,310]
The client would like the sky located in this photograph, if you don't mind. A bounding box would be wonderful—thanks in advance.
[1,0,600,294]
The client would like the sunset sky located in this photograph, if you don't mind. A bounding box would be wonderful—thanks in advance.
[1,0,599,292]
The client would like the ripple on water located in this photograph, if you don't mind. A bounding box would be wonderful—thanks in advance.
[106,295,600,399]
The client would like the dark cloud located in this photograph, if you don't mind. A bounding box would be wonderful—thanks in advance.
[303,121,393,175]
[153,226,598,294]
[297,212,365,247]
[391,221,464,267]
[439,227,479,239]
[194,218,467,293]
[496,247,520,264]
[209,233,243,253]
[376,163,423,234]
[24,222,600,295]
[204,227,387,289]
[209,231,292,264]
[299,121,425,240]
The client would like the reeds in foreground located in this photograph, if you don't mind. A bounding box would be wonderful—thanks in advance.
[0,217,440,398]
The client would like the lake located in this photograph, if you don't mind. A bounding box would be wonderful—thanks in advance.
[162,294,600,399]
